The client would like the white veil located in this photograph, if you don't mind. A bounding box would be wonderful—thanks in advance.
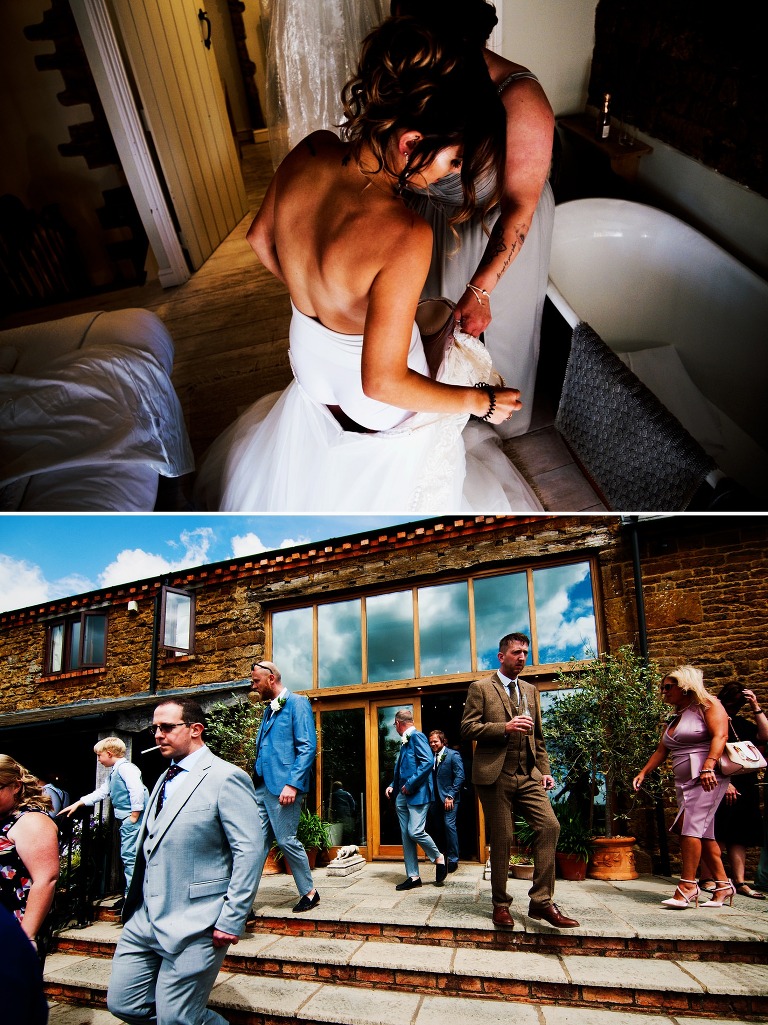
[259,0,388,168]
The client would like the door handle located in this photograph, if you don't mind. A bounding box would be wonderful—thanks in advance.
[198,9,212,49]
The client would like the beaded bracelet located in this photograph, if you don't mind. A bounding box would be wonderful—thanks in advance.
[473,382,496,421]
[466,282,490,305]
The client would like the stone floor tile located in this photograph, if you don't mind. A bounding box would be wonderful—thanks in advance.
[299,982,420,1025]
[680,960,768,995]
[541,1008,673,1025]
[47,1002,123,1024]
[211,973,321,1015]
[454,947,567,984]
[57,922,122,944]
[264,935,363,965]
[45,953,112,991]
[224,931,289,959]
[349,939,452,973]
[563,954,702,992]
[418,993,540,1025]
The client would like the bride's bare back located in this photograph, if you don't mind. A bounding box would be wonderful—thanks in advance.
[248,130,431,337]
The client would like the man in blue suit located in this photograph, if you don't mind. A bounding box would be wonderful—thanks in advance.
[385,708,447,890]
[250,661,319,912]
[107,697,262,1025]
[427,730,465,872]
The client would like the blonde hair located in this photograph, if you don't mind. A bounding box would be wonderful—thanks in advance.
[94,737,126,757]
[664,665,714,708]
[0,754,52,812]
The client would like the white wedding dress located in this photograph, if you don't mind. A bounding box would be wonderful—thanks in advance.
[194,304,542,513]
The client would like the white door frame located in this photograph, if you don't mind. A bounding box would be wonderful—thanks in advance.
[69,0,190,287]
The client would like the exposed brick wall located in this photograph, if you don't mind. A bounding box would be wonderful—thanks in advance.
[3,515,766,720]
[588,0,765,197]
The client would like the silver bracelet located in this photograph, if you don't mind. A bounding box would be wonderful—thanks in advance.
[466,282,490,305]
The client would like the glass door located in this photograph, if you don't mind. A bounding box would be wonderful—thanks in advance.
[319,705,367,853]
[371,699,418,858]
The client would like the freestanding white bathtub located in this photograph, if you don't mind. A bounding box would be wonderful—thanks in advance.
[546,198,768,504]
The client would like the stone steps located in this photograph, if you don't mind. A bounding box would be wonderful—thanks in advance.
[46,923,768,1023]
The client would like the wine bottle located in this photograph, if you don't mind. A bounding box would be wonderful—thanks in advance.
[596,92,611,141]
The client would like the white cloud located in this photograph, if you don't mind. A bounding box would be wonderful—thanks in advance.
[231,532,268,558]
[98,527,217,587]
[0,556,95,613]
[230,532,309,558]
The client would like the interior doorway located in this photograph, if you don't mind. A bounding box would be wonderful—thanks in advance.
[420,690,478,863]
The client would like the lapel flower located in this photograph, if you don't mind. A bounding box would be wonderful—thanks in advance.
[270,695,287,713]
[436,749,446,765]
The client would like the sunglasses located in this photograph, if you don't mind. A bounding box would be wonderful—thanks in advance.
[148,722,190,736]
[660,682,678,692]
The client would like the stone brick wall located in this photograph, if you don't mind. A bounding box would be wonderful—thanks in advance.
[2,515,766,720]
[588,0,765,197]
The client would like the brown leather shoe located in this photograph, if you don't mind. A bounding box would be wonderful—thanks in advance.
[527,902,579,928]
[492,905,514,927]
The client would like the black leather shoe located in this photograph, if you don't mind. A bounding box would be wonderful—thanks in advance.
[435,859,448,885]
[395,877,422,891]
[447,862,459,873]
[527,902,579,928]
[292,890,320,913]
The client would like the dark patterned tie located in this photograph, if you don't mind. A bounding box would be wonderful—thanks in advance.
[156,763,183,814]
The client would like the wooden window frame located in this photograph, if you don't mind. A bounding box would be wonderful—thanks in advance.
[46,609,108,674]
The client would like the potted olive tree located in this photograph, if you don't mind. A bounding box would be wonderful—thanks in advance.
[543,646,666,879]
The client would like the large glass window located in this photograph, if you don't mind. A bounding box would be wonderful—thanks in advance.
[367,591,414,683]
[47,611,107,673]
[318,599,362,688]
[272,606,312,691]
[533,564,598,663]
[418,581,470,676]
[474,572,530,670]
[271,558,599,690]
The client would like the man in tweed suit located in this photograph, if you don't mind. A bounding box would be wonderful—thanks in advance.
[461,633,579,929]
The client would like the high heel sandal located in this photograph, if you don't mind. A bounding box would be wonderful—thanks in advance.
[661,879,699,909]
[702,880,735,907]
[733,882,765,900]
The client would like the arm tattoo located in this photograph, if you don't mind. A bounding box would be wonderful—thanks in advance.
[479,221,528,281]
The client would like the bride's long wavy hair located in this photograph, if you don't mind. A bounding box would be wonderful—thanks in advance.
[340,17,504,225]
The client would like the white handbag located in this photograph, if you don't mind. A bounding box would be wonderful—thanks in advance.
[718,719,767,776]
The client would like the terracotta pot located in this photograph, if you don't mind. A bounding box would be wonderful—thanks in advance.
[587,836,639,880]
[282,847,318,874]
[509,863,534,880]
[262,848,282,875]
[556,851,588,881]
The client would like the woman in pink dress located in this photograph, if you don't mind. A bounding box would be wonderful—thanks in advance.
[633,665,732,909]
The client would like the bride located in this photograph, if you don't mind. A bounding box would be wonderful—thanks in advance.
[195,17,543,513]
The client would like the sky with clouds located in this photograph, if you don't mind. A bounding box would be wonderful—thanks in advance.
[0,515,415,614]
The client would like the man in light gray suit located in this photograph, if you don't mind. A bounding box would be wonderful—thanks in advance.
[250,661,319,912]
[107,697,262,1025]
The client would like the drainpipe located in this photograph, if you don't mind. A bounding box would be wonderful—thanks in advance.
[627,517,649,663]
[623,517,670,875]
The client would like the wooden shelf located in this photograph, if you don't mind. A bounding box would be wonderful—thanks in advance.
[557,113,653,181]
